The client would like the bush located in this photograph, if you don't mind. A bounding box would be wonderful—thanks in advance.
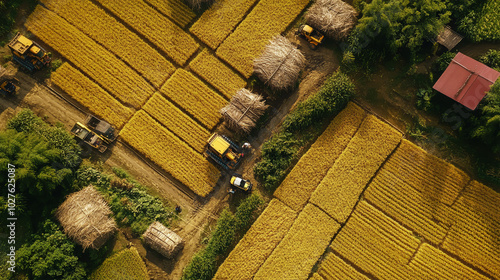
[234,194,264,231]
[479,49,500,70]
[431,51,456,78]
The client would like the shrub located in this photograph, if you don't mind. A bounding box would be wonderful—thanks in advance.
[234,194,264,231]
[431,51,456,78]
[479,49,500,70]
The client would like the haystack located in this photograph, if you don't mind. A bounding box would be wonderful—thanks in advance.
[220,89,268,133]
[142,221,184,258]
[254,35,305,90]
[305,0,358,41]
[56,186,117,250]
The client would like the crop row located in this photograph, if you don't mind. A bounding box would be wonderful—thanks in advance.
[91,247,148,280]
[143,92,210,153]
[331,201,420,280]
[313,253,370,280]
[95,0,198,65]
[143,0,195,27]
[216,0,310,77]
[190,0,259,49]
[41,0,174,88]
[119,110,220,197]
[189,49,246,99]
[383,139,469,205]
[160,69,227,130]
[51,63,134,129]
[254,203,340,279]
[442,181,500,279]
[26,6,154,109]
[365,169,453,245]
[408,243,489,280]
[214,199,297,279]
[274,102,366,212]
[310,115,402,223]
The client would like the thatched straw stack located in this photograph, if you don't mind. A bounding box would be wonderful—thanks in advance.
[184,0,214,9]
[305,0,358,41]
[142,221,184,258]
[254,36,305,90]
[220,89,268,133]
[56,186,117,250]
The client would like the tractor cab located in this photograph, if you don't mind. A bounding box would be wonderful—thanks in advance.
[71,122,108,153]
[297,24,324,49]
[205,134,242,170]
[8,33,51,72]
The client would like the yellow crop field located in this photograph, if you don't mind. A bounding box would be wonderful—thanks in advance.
[216,0,310,77]
[40,0,175,88]
[382,139,469,205]
[143,92,210,153]
[52,63,134,129]
[310,115,402,223]
[143,0,195,27]
[274,103,366,212]
[189,49,246,99]
[254,204,340,279]
[313,253,370,280]
[214,199,297,280]
[95,0,198,65]
[331,201,420,280]
[91,247,148,280]
[160,69,227,130]
[190,0,259,49]
[365,169,453,245]
[120,111,220,197]
[26,6,154,109]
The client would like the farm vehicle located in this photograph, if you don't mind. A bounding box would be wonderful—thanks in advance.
[297,24,324,50]
[205,133,242,170]
[0,66,19,97]
[70,115,117,153]
[8,32,51,72]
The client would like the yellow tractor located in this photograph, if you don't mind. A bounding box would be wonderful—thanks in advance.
[70,122,108,153]
[205,134,242,170]
[297,24,324,50]
[8,33,51,72]
[0,66,18,97]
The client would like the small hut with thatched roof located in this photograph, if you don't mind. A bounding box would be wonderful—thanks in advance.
[142,221,184,258]
[436,26,463,50]
[254,35,305,90]
[56,186,117,250]
[305,0,358,41]
[220,88,268,133]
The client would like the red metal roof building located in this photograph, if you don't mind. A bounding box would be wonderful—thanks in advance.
[433,52,500,110]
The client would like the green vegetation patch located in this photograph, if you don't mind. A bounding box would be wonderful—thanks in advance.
[91,247,148,280]
[459,0,500,42]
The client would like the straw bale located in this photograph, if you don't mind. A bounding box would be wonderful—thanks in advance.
[254,35,305,90]
[305,0,358,41]
[142,221,184,258]
[56,186,117,250]
[220,88,268,133]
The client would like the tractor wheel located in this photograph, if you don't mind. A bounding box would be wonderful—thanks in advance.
[309,43,318,50]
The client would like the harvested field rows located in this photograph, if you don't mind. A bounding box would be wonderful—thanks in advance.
[189,49,246,99]
[51,63,134,129]
[382,139,469,205]
[312,253,369,280]
[40,0,174,88]
[120,110,220,197]
[143,92,210,153]
[310,115,402,223]
[254,203,340,279]
[26,6,154,108]
[274,103,366,212]
[95,0,198,65]
[216,0,310,77]
[190,0,259,49]
[214,199,297,280]
[160,69,227,130]
[143,0,195,27]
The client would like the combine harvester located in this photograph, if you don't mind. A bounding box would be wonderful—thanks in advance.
[8,32,51,72]
[71,115,117,153]
[205,133,242,171]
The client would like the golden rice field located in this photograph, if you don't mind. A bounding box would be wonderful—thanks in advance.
[91,247,148,280]
[51,63,135,129]
[218,103,500,279]
[189,49,247,99]
[120,111,220,197]
[26,6,154,109]
[94,0,198,65]
[190,0,259,49]
[40,0,175,88]
[216,0,310,77]
[142,0,195,27]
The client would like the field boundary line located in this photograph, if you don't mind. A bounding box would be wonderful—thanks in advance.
[351,99,406,136]
[331,251,378,280]
[448,178,473,208]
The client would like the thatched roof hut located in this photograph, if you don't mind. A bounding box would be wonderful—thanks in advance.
[220,89,268,133]
[254,35,305,90]
[305,0,358,41]
[56,186,117,250]
[436,26,463,50]
[142,221,184,258]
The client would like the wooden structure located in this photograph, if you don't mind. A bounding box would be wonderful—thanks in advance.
[436,26,463,50]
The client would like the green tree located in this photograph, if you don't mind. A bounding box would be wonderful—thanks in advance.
[472,81,500,153]
[16,220,87,280]
[479,49,500,71]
